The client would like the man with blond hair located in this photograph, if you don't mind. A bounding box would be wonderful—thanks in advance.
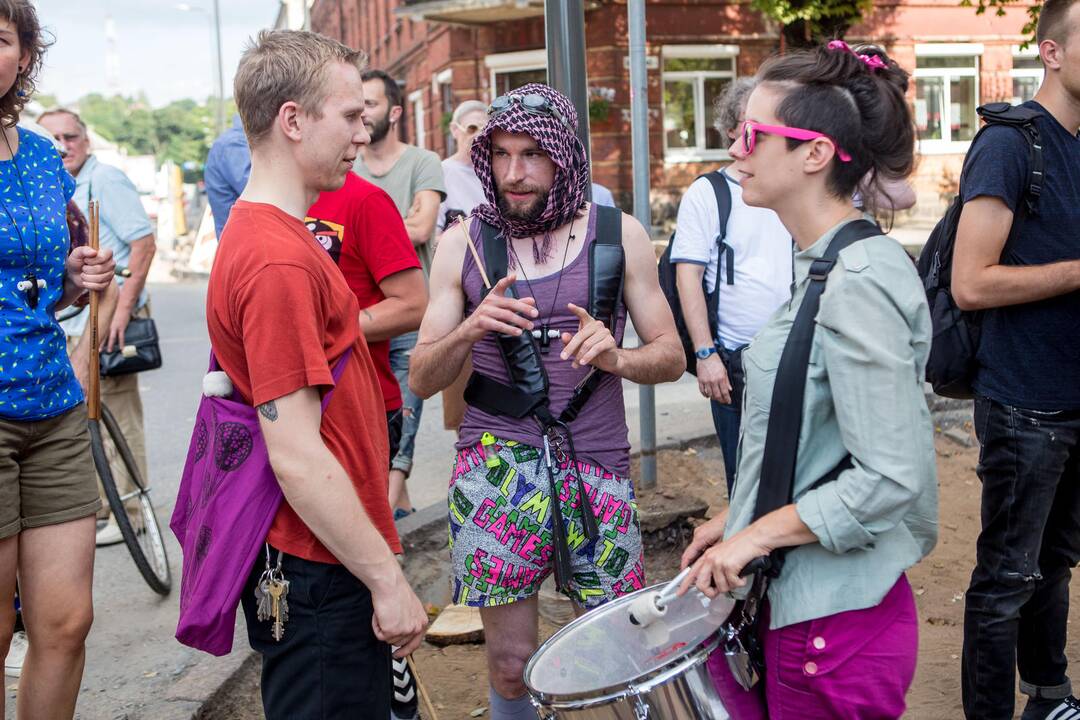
[207,30,427,719]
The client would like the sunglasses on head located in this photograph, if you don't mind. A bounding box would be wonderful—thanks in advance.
[489,93,574,133]
[739,120,852,163]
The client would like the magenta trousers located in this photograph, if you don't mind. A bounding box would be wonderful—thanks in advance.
[708,575,918,720]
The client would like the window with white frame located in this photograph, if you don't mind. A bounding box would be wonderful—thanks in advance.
[434,68,454,154]
[408,89,426,149]
[484,49,547,99]
[914,44,982,150]
[1010,46,1044,104]
[662,45,738,161]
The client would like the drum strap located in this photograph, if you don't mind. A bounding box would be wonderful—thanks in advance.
[749,219,879,576]
[723,220,879,692]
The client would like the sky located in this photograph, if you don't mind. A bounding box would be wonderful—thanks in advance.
[39,0,279,107]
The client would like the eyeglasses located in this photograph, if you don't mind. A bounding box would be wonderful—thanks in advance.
[53,132,83,143]
[489,93,574,133]
[739,120,851,163]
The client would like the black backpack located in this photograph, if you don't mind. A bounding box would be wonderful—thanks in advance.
[658,171,733,376]
[916,102,1043,399]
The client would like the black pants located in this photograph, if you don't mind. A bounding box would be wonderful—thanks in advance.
[240,549,391,720]
[962,396,1080,719]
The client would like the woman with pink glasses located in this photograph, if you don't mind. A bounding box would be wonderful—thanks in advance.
[678,42,937,718]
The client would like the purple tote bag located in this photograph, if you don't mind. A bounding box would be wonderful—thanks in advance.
[171,349,351,656]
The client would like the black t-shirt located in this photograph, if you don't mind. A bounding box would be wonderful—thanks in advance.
[960,101,1080,411]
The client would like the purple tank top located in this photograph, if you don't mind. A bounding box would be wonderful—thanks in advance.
[457,205,631,476]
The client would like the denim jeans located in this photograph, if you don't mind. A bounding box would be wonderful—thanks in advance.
[388,331,423,476]
[962,395,1080,719]
[710,400,740,496]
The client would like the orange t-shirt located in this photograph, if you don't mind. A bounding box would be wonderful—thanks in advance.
[206,200,400,560]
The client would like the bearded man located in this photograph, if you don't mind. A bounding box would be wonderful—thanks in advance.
[410,84,684,720]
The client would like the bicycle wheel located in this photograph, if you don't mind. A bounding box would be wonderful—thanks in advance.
[89,405,172,595]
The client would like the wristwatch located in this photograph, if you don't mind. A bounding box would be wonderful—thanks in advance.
[694,346,718,360]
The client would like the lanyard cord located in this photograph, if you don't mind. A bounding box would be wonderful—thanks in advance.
[0,129,43,282]
[506,213,577,328]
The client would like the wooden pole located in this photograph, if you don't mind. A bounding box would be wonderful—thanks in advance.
[87,200,101,422]
[406,655,440,720]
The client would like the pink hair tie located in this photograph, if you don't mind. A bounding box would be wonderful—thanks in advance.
[827,39,888,73]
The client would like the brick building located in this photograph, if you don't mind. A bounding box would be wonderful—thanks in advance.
[310,0,1037,225]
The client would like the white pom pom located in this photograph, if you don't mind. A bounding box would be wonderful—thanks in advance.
[202,371,233,397]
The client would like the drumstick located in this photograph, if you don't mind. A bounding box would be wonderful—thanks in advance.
[87,200,101,422]
[458,217,491,289]
[406,654,440,720]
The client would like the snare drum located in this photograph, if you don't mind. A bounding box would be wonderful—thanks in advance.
[524,581,735,719]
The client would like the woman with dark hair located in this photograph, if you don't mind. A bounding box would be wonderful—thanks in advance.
[679,42,937,718]
[0,1,114,714]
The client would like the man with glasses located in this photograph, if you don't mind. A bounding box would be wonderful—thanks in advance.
[411,83,683,720]
[38,108,156,548]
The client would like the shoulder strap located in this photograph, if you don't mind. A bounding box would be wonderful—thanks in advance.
[752,220,881,524]
[205,346,351,414]
[589,205,625,330]
[701,171,733,243]
[971,102,1044,215]
[478,220,510,293]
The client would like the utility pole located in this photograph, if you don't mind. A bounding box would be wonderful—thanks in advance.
[543,0,592,197]
[212,0,225,135]
[628,0,657,489]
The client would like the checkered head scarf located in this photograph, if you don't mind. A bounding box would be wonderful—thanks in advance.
[471,83,589,264]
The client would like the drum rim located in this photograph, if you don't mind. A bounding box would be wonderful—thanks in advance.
[527,634,720,706]
[525,629,721,704]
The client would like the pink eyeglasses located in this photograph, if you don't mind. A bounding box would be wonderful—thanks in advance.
[738,120,852,163]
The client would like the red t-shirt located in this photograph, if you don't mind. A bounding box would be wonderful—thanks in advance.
[306,173,421,412]
[207,200,400,561]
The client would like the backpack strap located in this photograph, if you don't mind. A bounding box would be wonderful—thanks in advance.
[752,220,881,557]
[588,205,625,333]
[971,102,1044,216]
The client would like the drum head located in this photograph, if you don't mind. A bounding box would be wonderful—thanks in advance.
[525,582,735,699]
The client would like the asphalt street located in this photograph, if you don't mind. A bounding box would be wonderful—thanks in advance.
[2,279,715,719]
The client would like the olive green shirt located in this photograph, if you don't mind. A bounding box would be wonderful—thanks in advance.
[725,218,939,629]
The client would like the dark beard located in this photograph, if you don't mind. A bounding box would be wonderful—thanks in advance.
[366,114,392,145]
[496,187,549,223]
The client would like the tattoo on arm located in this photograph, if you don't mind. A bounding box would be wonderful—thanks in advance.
[258,401,278,422]
[361,309,374,324]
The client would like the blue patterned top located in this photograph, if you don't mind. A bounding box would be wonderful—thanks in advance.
[0,128,81,420]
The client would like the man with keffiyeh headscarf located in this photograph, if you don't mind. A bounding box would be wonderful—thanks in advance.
[411,83,684,719]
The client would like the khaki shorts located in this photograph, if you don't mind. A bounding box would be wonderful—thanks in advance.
[0,404,101,539]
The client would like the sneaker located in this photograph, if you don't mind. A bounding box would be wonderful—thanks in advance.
[1022,695,1080,720]
[390,656,418,720]
[95,519,125,547]
[4,630,27,677]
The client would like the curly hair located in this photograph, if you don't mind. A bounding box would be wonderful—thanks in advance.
[0,0,50,127]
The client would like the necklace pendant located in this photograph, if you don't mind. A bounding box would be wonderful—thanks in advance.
[25,274,38,309]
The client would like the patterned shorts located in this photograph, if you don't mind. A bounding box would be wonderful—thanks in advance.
[448,435,645,609]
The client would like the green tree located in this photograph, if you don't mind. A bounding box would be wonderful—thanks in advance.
[960,0,1040,46]
[68,94,233,176]
[750,0,874,47]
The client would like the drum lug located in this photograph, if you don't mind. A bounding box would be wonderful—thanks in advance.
[631,687,650,720]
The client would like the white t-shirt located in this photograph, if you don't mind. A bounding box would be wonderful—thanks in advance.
[670,171,793,350]
[437,157,488,232]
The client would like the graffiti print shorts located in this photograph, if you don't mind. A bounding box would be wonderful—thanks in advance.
[448,435,645,609]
